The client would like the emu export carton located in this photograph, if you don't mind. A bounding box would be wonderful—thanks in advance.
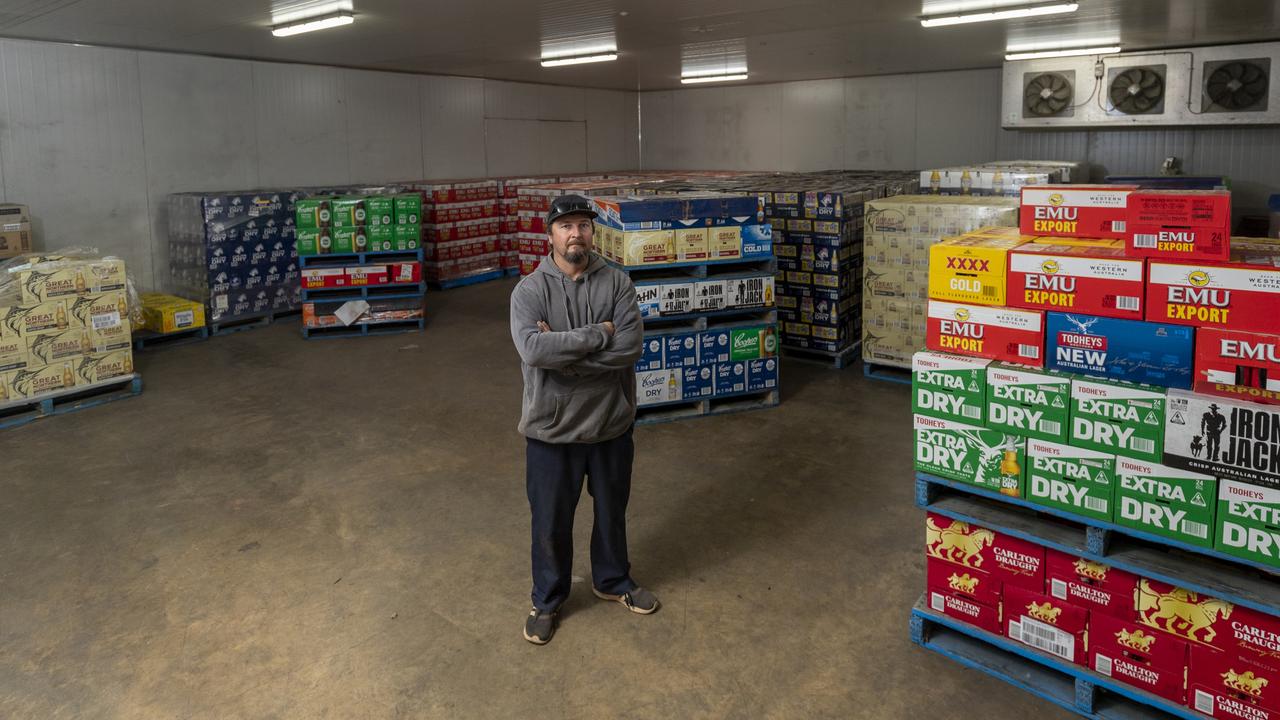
[911,350,990,424]
[1215,480,1280,569]
[1026,439,1117,522]
[925,300,1045,367]
[1195,328,1280,405]
[1164,389,1280,489]
[914,414,1025,496]
[1147,254,1280,335]
[986,363,1071,443]
[1115,457,1217,548]
[1071,377,1166,463]
[1020,185,1134,240]
[1007,243,1145,319]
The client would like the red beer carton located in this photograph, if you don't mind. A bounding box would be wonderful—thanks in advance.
[926,300,1045,366]
[1007,244,1145,319]
[1090,611,1191,705]
[1004,583,1090,665]
[301,267,348,289]
[1127,190,1231,262]
[925,513,1047,592]
[1190,645,1280,719]
[345,265,390,287]
[1195,328,1280,405]
[926,556,998,606]
[1137,579,1237,651]
[1021,185,1136,240]
[1045,550,1140,621]
[1147,239,1280,333]
[1227,604,1280,668]
[926,587,1003,635]
[386,262,421,284]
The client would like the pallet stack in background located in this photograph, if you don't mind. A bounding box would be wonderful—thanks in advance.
[409,179,503,288]
[919,160,1080,197]
[0,204,33,260]
[909,181,1280,719]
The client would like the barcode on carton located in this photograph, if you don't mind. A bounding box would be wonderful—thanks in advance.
[1019,344,1040,359]
[1084,496,1108,514]
[1015,616,1074,662]
[1050,578,1067,600]
[1112,221,1127,233]
[1094,654,1113,677]
[1181,520,1209,539]
[1130,438,1155,454]
[1195,690,1215,715]
[1040,420,1061,435]
[1116,296,1140,311]
[92,312,121,330]
[930,592,945,613]
[175,310,194,328]
[982,285,997,297]
[1133,234,1158,248]
[962,406,981,420]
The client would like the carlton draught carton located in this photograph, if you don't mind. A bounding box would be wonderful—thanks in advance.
[926,586,1002,635]
[1007,243,1145,319]
[925,513,1046,592]
[925,300,1045,366]
[636,369,680,406]
[986,363,1071,443]
[1189,644,1280,720]
[1137,580,1237,651]
[1195,329,1280,405]
[927,227,1030,306]
[926,556,1002,607]
[1046,313,1194,389]
[1026,439,1117,522]
[1004,584,1090,665]
[1147,241,1280,334]
[1020,185,1135,240]
[911,350,990,425]
[1071,377,1166,462]
[1164,389,1280,489]
[1127,190,1231,262]
[1115,457,1217,548]
[1045,550,1139,620]
[913,414,1025,496]
[1090,612,1190,705]
[1215,480,1280,569]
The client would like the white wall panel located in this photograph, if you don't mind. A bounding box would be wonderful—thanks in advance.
[420,75,486,179]
[845,75,918,170]
[914,69,1000,168]
[639,91,674,170]
[723,84,783,171]
[538,121,587,175]
[538,85,586,123]
[484,118,540,177]
[670,88,732,170]
[584,89,638,172]
[484,80,542,120]
[252,62,349,187]
[779,80,845,172]
[343,69,423,183]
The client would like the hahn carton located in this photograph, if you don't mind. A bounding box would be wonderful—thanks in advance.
[1046,313,1194,389]
[1045,551,1139,621]
[699,329,731,365]
[660,282,695,315]
[1163,389,1280,489]
[924,513,1046,592]
[1116,457,1217,548]
[1071,378,1166,462]
[1215,480,1280,570]
[1026,439,1117,522]
[1195,329,1280,405]
[715,362,746,396]
[1137,580,1236,651]
[1020,185,1134,240]
[925,300,1045,366]
[1004,584,1090,665]
[663,333,699,369]
[1007,244,1145,319]
[746,357,779,392]
[1190,645,1280,719]
[636,284,661,319]
[926,587,1002,635]
[636,336,663,371]
[911,350,990,425]
[913,414,1025,496]
[1147,256,1280,334]
[986,363,1071,443]
[636,369,680,406]
[927,231,1030,306]
[1127,189,1231,262]
[1090,612,1190,705]
[682,365,714,400]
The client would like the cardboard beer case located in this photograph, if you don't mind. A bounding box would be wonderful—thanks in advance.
[1115,457,1217,548]
[1020,185,1135,240]
[925,300,1045,367]
[926,587,1003,636]
[1146,240,1280,334]
[924,512,1046,592]
[1046,312,1194,390]
[1195,329,1280,405]
[1004,584,1090,666]
[911,350,990,425]
[1026,439,1117,523]
[1044,550,1139,620]
[985,363,1071,443]
[1215,480,1280,570]
[914,415,1025,496]
[1189,645,1280,720]
[1136,579,1237,651]
[1127,190,1231,262]
[1007,243,1145,319]
[1090,612,1191,705]
[1163,389,1280,490]
[1071,377,1166,463]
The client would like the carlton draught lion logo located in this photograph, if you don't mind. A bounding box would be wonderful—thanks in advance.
[1073,558,1110,582]
[1027,601,1063,624]
[1137,580,1233,644]
[947,573,979,594]
[1223,670,1270,697]
[926,517,994,569]
[1117,628,1156,653]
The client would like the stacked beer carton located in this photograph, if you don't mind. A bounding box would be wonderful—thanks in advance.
[913,184,1280,718]
[0,204,33,259]
[407,179,501,284]
[0,252,135,403]
[919,160,1080,197]
[515,179,649,276]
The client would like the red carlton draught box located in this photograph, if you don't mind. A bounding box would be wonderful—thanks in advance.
[925,513,1047,593]
[1003,584,1090,666]
[1189,644,1280,719]
[1007,243,1145,319]
[1195,328,1280,405]
[1020,185,1136,240]
[1090,611,1191,705]
[925,300,1045,367]
[1044,550,1140,621]
[926,587,1003,636]
[1127,190,1231,262]
[926,556,1000,607]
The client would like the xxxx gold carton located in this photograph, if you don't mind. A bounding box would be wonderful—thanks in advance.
[1189,644,1280,719]
[914,414,1025,496]
[1089,612,1190,705]
[1026,439,1117,523]
[73,349,134,385]
[17,258,127,303]
[1044,549,1139,620]
[6,361,77,399]
[26,327,93,365]
[1137,579,1236,650]
[1004,583,1090,665]
[1215,480,1280,570]
[1115,457,1217,548]
[928,229,1031,306]
[139,293,205,334]
[2,298,71,336]
[619,230,675,266]
[911,350,990,424]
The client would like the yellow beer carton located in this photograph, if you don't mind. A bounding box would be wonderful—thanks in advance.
[619,230,675,266]
[675,227,710,263]
[709,226,742,261]
[88,318,132,353]
[928,230,1032,306]
[139,293,205,334]
[7,361,77,399]
[26,327,93,365]
[17,258,127,303]
[0,331,29,372]
[73,348,134,385]
[1,297,71,337]
[67,291,128,330]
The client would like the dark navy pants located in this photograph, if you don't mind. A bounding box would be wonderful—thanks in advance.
[526,428,635,612]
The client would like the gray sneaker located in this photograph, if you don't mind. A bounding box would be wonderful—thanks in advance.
[592,586,660,614]
[523,608,557,645]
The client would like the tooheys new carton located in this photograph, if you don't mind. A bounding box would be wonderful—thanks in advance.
[1115,457,1218,548]
[986,363,1071,443]
[913,414,1025,496]
[1004,583,1090,665]
[1146,239,1280,334]
[1007,243,1145,319]
[1189,645,1280,720]
[1046,313,1195,389]
[1163,389,1280,489]
[1089,612,1190,705]
[1195,328,1280,405]
[1043,551,1138,621]
[927,229,1031,306]
[1071,377,1166,463]
[1026,439,1117,522]
[1137,580,1237,651]
[1126,189,1231,262]
[1215,480,1280,570]
[925,300,1045,367]
[1020,185,1136,240]
[925,513,1046,592]
[911,350,990,425]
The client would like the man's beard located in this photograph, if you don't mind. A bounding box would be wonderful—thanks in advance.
[564,247,587,264]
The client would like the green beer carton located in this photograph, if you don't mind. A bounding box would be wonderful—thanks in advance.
[365,196,395,227]
[914,414,1024,496]
[1114,457,1216,548]
[296,198,332,228]
[296,227,333,256]
[332,227,369,254]
[394,194,423,225]
[367,224,396,252]
[1215,480,1280,569]
[986,363,1071,443]
[1026,438,1116,522]
[1070,377,1165,462]
[729,326,778,361]
[331,197,368,227]
[911,350,989,425]
[393,224,421,251]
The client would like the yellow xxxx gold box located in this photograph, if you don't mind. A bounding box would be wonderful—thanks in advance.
[928,229,1032,306]
[139,293,205,334]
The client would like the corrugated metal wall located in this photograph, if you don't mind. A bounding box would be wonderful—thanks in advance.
[0,38,639,289]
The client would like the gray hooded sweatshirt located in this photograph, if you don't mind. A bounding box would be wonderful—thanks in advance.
[510,252,644,444]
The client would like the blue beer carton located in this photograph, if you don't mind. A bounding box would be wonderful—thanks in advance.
[700,329,732,364]
[682,365,714,400]
[715,362,747,396]
[664,333,699,369]
[747,358,779,392]
[636,336,664,372]
[636,283,661,319]
[741,223,773,257]
[1046,312,1195,389]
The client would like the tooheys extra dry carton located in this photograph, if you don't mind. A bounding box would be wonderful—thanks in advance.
[1146,240,1280,335]
[1004,583,1090,665]
[1163,389,1280,489]
[985,363,1070,443]
[1071,377,1166,463]
[925,300,1045,367]
[1006,243,1145,319]
[1115,457,1217,548]
[1026,439,1117,522]
[1189,644,1280,720]
[927,228,1030,306]
[1195,328,1280,405]
[913,414,1025,496]
[1089,612,1190,705]
[1020,185,1135,240]
[1215,480,1280,569]
[911,350,990,425]
[1046,312,1195,389]
[1044,550,1139,621]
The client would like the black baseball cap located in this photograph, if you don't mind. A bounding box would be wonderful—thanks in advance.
[545,194,598,226]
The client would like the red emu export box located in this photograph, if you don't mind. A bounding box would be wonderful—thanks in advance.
[1147,241,1280,334]
[1189,644,1280,719]
[1196,328,1280,405]
[1007,243,1145,319]
[926,300,1045,367]
[1020,185,1136,240]
[1127,190,1231,262]
[1090,612,1191,705]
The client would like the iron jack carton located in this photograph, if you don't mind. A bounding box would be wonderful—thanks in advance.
[913,414,1025,496]
[694,279,728,312]
[1190,645,1280,719]
[660,282,695,315]
[1045,550,1139,621]
[925,300,1045,367]
[911,350,990,425]
[1215,480,1280,570]
[924,513,1046,592]
[1147,259,1280,335]
[1195,329,1280,405]
[1007,244,1145,319]
[1137,580,1236,651]
[1127,190,1231,262]
[1090,612,1190,705]
[928,231,1030,306]
[1115,457,1217,548]
[1020,185,1135,240]
[1071,378,1166,463]
[1004,584,1090,666]
[1026,439,1117,522]
[1047,313,1194,389]
[1163,389,1280,489]
[986,363,1071,443]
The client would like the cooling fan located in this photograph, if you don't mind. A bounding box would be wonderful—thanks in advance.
[1205,60,1269,111]
[1024,73,1073,116]
[1109,67,1165,114]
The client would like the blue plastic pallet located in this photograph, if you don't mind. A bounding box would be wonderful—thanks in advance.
[606,254,776,275]
[132,326,210,352]
[428,269,505,290]
[0,374,143,431]
[302,317,425,340]
[505,267,520,277]
[298,248,424,268]
[301,282,426,303]
[782,342,860,369]
[862,361,911,385]
[641,306,778,330]
[210,308,301,336]
[636,387,779,426]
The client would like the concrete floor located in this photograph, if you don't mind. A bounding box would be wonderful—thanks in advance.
[0,278,1071,720]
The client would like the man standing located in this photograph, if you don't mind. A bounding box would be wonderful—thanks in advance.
[509,194,659,645]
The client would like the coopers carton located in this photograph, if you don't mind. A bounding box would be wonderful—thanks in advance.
[1147,245,1280,334]
[928,230,1031,306]
[1163,389,1280,489]
[1071,378,1166,463]
[1047,313,1195,390]
[986,363,1071,443]
[682,365,714,400]
[1116,457,1218,548]
[636,369,680,406]
[1020,185,1135,240]
[1026,439,1117,522]
[925,300,1045,367]
[1195,328,1280,405]
[913,414,1025,496]
[911,350,990,425]
[1189,645,1280,720]
[1090,612,1190,705]
[1215,480,1280,570]
[1127,189,1231,262]
[925,513,1046,592]
[1007,243,1145,319]
[1045,551,1139,620]
[1137,580,1236,651]
[1004,583,1090,665]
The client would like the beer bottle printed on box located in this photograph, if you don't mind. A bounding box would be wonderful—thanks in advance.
[914,414,1024,497]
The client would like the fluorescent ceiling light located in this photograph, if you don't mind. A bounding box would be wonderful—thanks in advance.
[921,2,1078,27]
[272,11,354,36]
[1005,45,1121,60]
[681,73,748,84]
[540,52,617,67]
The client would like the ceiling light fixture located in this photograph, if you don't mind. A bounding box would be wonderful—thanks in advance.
[680,73,749,84]
[921,2,1078,27]
[1005,44,1121,60]
[540,52,618,67]
[272,11,354,37]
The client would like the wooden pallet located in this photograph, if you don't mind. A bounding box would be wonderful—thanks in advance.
[301,281,426,303]
[302,317,425,340]
[132,326,210,351]
[0,374,143,431]
[209,308,301,336]
[862,361,911,385]
[636,387,779,426]
[428,269,505,290]
[781,342,860,369]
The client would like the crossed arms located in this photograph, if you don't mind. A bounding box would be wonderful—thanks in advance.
[510,281,644,375]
